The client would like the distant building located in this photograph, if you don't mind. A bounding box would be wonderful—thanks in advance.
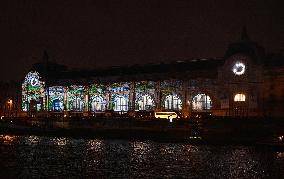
[21,30,284,118]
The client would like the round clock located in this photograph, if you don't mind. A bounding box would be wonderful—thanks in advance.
[30,77,39,86]
[232,62,246,75]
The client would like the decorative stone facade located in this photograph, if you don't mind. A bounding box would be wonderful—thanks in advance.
[20,31,284,118]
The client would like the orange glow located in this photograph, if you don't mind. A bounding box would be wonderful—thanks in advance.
[234,93,246,102]
[0,135,17,144]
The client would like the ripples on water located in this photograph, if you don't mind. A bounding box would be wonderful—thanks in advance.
[0,134,283,178]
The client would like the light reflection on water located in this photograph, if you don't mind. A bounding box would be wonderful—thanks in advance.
[25,135,40,145]
[0,134,283,178]
[0,134,17,144]
[52,137,68,146]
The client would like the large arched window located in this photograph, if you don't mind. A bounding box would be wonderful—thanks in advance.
[90,95,105,112]
[137,94,154,110]
[234,93,246,102]
[48,86,64,111]
[164,94,182,111]
[68,86,85,111]
[192,93,212,110]
[22,71,45,111]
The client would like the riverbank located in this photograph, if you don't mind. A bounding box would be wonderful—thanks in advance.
[0,117,284,148]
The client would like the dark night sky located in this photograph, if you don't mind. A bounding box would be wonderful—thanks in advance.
[0,0,283,82]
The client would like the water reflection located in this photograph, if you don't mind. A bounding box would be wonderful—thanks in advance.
[0,135,283,178]
[0,134,17,144]
[25,135,40,145]
[52,137,68,146]
[87,139,102,152]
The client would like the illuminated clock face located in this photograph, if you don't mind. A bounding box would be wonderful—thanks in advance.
[232,62,246,75]
[30,77,39,86]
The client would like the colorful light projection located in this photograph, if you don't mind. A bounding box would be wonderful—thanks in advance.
[48,86,65,111]
[67,85,85,111]
[90,95,106,111]
[89,84,106,112]
[22,71,45,111]
[163,94,182,110]
[112,94,128,111]
[161,80,182,91]
[161,80,182,111]
[109,83,129,111]
[192,93,212,110]
[137,94,154,110]
[135,81,155,110]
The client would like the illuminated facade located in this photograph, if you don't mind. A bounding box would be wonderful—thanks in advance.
[21,30,284,117]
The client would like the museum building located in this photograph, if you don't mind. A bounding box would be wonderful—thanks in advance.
[21,30,284,118]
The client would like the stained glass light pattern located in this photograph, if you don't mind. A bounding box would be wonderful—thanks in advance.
[108,83,130,111]
[137,94,154,110]
[48,86,64,111]
[113,94,128,111]
[67,85,85,111]
[22,71,45,111]
[161,80,182,91]
[135,81,155,110]
[109,83,129,93]
[90,95,106,111]
[163,94,182,110]
[192,93,212,110]
[89,84,106,111]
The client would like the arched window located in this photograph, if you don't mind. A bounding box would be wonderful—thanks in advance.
[137,94,154,110]
[90,95,105,112]
[48,86,64,111]
[234,93,246,102]
[68,86,85,111]
[164,94,182,111]
[192,93,212,110]
[114,95,128,111]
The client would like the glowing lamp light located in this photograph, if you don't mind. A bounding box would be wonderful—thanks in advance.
[7,99,12,104]
[234,93,246,102]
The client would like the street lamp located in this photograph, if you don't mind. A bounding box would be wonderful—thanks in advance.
[7,99,13,109]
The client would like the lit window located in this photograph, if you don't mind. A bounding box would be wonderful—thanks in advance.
[113,95,128,111]
[234,93,246,102]
[163,94,182,111]
[192,93,212,110]
[137,94,154,110]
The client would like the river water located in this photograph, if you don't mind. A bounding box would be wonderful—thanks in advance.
[0,134,283,178]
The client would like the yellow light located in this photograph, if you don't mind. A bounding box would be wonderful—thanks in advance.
[7,99,12,105]
[0,135,17,144]
[154,112,178,120]
[234,94,246,102]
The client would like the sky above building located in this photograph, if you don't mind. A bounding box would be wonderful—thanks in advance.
[0,0,283,82]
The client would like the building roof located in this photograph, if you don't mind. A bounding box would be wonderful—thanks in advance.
[31,58,224,86]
